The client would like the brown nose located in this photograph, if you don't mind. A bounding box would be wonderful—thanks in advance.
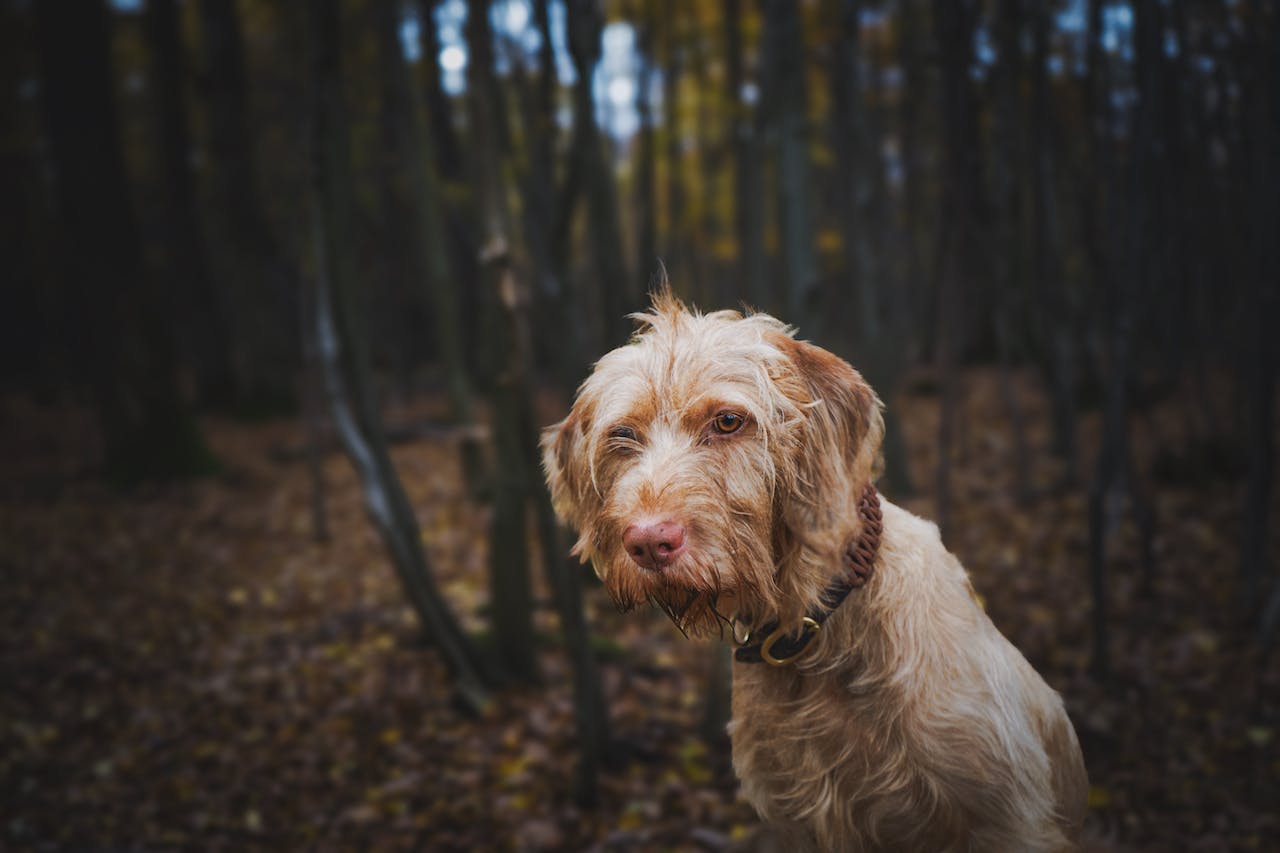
[623,520,686,569]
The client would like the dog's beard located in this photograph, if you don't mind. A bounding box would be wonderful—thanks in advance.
[597,552,733,637]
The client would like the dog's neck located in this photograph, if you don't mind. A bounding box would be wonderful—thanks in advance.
[734,484,883,665]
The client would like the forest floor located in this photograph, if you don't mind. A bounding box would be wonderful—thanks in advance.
[2,369,1278,851]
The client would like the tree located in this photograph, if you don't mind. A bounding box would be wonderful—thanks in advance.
[465,0,539,683]
[566,0,634,346]
[931,0,985,534]
[308,0,489,711]
[468,0,610,799]
[36,0,214,484]
[143,0,235,409]
[372,0,483,491]
[828,0,914,498]
[198,0,297,412]
[724,0,768,312]
[763,0,817,330]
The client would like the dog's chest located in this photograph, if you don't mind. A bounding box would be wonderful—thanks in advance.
[728,665,901,820]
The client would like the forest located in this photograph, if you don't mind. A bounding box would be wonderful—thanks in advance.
[1,0,1277,849]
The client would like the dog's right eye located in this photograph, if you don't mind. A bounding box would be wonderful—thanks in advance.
[608,426,637,442]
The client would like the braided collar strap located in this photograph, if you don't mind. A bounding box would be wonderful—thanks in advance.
[735,483,883,666]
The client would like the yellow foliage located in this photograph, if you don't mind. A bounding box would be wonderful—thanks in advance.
[1087,786,1111,809]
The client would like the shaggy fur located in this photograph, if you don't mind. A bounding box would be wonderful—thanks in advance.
[542,292,1088,851]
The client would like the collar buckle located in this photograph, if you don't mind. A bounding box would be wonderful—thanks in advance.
[759,616,821,666]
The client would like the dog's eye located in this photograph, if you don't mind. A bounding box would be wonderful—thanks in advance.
[712,412,745,435]
[608,425,637,442]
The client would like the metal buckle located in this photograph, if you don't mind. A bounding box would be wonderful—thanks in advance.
[760,617,820,666]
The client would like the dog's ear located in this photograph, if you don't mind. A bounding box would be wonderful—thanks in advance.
[770,333,884,484]
[541,410,587,524]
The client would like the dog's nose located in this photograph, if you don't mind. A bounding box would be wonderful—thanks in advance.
[623,520,686,569]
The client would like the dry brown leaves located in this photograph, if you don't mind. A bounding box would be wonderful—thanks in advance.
[1,372,1277,851]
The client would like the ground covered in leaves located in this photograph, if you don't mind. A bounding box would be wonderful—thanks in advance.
[2,371,1278,851]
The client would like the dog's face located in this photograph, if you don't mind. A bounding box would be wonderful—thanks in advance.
[542,292,883,634]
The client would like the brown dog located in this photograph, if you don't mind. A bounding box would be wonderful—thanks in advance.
[542,292,1088,851]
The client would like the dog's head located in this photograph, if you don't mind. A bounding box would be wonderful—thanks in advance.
[542,290,883,634]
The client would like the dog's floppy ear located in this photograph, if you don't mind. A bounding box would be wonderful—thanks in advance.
[770,333,884,484]
[541,410,587,524]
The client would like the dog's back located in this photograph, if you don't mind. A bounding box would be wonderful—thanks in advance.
[730,501,1088,852]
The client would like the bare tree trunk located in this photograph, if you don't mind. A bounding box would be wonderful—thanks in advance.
[764,0,817,330]
[308,0,488,711]
[464,0,539,683]
[567,0,633,343]
[1241,2,1279,614]
[1030,0,1079,486]
[415,0,481,344]
[724,0,768,312]
[831,0,877,346]
[1089,0,1167,679]
[931,0,983,534]
[144,0,235,409]
[299,252,330,544]
[991,0,1032,503]
[467,0,609,788]
[198,0,298,413]
[374,0,483,492]
[826,0,913,498]
[519,0,584,395]
[37,0,214,485]
[634,2,660,292]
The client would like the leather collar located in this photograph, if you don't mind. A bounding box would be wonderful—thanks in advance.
[735,483,883,666]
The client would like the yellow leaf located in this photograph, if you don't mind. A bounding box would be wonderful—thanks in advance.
[815,228,843,253]
[1246,727,1273,747]
[227,588,248,605]
[379,728,402,746]
[1087,786,1111,809]
[497,755,528,781]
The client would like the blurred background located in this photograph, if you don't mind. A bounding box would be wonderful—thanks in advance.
[2,0,1277,849]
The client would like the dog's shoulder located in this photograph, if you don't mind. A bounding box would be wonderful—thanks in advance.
[876,499,964,580]
[878,498,941,543]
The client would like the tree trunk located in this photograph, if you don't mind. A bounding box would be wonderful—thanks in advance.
[567,0,633,345]
[308,0,489,711]
[1030,0,1078,485]
[764,0,817,330]
[298,247,331,544]
[374,0,483,492]
[990,0,1031,503]
[1240,1,1279,613]
[724,0,768,312]
[635,2,660,294]
[198,0,298,412]
[831,0,877,347]
[467,0,539,682]
[931,0,983,534]
[661,0,691,298]
[144,0,235,409]
[467,0,610,793]
[36,0,214,485]
[415,0,481,349]
[520,0,585,395]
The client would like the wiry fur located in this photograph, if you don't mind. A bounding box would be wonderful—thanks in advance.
[542,292,1088,851]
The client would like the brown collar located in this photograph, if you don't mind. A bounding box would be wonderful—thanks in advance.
[735,483,883,666]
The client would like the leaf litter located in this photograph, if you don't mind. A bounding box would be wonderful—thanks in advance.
[1,372,1277,850]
